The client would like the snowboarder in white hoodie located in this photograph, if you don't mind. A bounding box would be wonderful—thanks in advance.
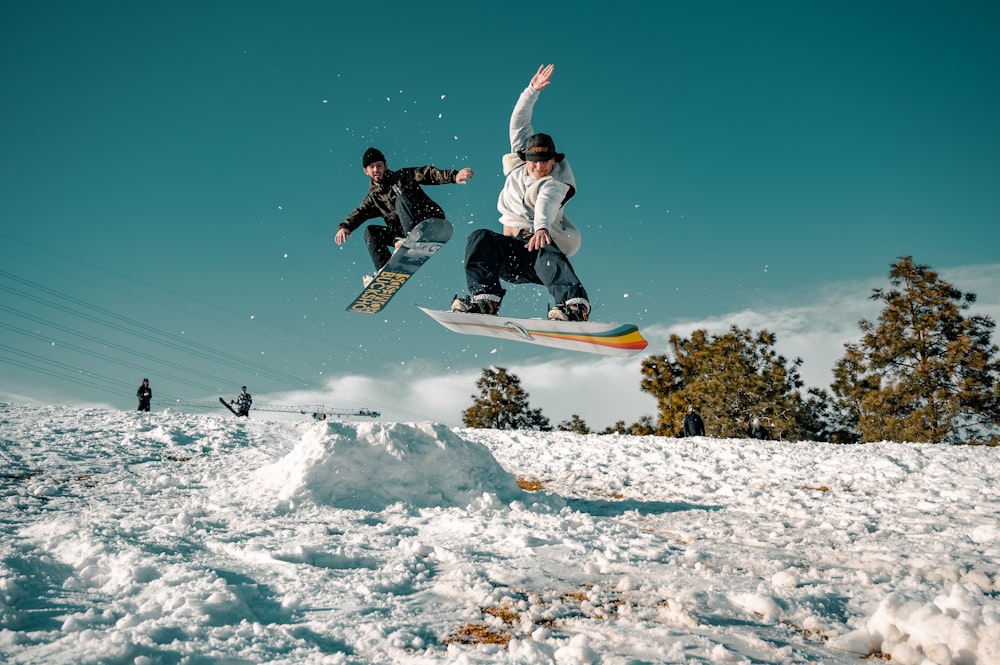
[452,64,590,321]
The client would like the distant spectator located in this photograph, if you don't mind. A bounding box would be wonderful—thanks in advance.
[748,417,769,440]
[136,378,152,412]
[231,386,252,417]
[682,405,705,437]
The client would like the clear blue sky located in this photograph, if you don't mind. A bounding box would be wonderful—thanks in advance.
[2,1,998,428]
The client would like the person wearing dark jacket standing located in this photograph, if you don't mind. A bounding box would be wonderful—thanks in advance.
[682,405,705,437]
[231,386,252,417]
[136,378,152,412]
[748,417,769,440]
[335,147,473,283]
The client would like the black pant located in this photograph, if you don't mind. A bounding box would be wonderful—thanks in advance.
[464,228,588,306]
[363,191,425,271]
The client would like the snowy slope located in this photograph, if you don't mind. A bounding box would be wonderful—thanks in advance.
[1,403,998,664]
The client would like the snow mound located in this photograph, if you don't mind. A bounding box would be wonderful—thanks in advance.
[828,584,1000,665]
[257,421,525,510]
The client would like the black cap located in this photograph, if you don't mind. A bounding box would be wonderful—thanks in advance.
[362,147,386,168]
[521,133,564,162]
[241,386,247,391]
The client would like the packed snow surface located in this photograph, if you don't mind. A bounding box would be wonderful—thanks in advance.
[1,403,998,664]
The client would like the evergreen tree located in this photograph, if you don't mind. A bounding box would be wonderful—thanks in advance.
[831,256,1000,443]
[600,421,628,435]
[463,366,551,430]
[626,415,656,436]
[640,326,815,439]
[557,415,591,434]
[800,387,859,444]
[597,417,656,436]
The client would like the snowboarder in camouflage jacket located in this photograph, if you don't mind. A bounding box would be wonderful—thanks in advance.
[335,147,473,272]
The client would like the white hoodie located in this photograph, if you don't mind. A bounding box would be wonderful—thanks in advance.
[496,85,581,256]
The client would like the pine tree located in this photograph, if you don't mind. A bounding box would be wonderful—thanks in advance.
[463,366,551,430]
[597,417,656,436]
[600,421,628,435]
[831,256,1000,443]
[557,415,591,434]
[800,387,859,444]
[626,415,656,435]
[640,326,814,439]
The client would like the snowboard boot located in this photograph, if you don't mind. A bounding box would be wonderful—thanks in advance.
[548,298,590,322]
[363,265,386,287]
[451,293,502,315]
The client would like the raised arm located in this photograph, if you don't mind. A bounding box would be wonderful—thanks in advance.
[510,64,555,152]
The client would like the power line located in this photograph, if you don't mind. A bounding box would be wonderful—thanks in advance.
[0,316,224,395]
[0,263,454,423]
[0,272,310,389]
[0,231,341,350]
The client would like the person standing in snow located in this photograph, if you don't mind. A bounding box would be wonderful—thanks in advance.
[231,386,252,417]
[335,147,474,284]
[136,378,152,412]
[683,405,705,437]
[748,417,769,440]
[451,64,590,321]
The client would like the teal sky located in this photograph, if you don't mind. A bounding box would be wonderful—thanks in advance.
[2,1,999,429]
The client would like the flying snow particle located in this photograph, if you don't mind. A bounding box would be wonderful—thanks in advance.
[283,253,288,259]
[250,315,255,320]
[441,95,446,100]
[624,293,630,299]
[322,99,328,104]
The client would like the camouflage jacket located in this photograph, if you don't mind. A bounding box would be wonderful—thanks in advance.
[340,166,458,235]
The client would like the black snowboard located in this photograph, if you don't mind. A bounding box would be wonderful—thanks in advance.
[219,397,240,416]
[346,217,453,313]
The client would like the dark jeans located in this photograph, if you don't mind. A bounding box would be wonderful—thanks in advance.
[363,191,425,271]
[464,228,588,305]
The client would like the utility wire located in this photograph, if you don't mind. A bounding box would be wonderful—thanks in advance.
[0,266,452,423]
[0,317,226,394]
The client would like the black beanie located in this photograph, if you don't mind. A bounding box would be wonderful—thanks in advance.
[362,147,386,168]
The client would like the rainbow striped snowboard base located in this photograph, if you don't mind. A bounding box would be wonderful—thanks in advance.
[418,306,648,357]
